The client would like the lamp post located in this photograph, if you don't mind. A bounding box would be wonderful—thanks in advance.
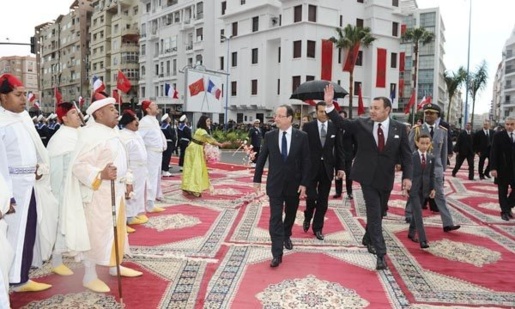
[464,0,472,128]
[222,35,232,129]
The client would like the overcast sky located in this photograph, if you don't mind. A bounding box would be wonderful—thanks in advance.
[1,0,514,114]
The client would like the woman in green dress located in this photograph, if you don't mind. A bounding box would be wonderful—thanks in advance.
[181,116,227,197]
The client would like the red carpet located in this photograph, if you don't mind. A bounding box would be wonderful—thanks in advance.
[9,156,515,308]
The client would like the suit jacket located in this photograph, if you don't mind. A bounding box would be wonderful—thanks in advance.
[327,110,412,191]
[473,128,494,154]
[248,126,263,149]
[454,130,474,155]
[409,151,435,199]
[490,130,515,185]
[253,128,311,197]
[409,124,448,177]
[302,120,344,181]
[438,119,453,155]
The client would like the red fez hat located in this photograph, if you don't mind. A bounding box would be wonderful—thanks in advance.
[141,100,152,111]
[119,109,137,127]
[56,102,76,122]
[0,74,24,94]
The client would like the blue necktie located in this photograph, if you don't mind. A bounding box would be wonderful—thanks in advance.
[281,131,288,161]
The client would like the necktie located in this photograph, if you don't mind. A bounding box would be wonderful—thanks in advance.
[320,123,326,146]
[429,126,434,139]
[421,153,426,169]
[281,131,288,161]
[377,123,384,152]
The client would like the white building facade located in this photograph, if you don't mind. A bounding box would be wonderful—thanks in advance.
[499,25,515,121]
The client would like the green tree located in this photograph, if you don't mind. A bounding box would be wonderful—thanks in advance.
[329,25,376,119]
[468,60,488,128]
[444,67,467,123]
[402,27,434,124]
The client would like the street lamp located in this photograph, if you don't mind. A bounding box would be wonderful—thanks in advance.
[464,0,472,128]
[221,35,233,129]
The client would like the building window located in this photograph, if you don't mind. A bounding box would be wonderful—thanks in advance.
[277,79,280,95]
[294,5,302,23]
[306,75,315,81]
[391,52,397,68]
[356,18,364,29]
[231,81,237,96]
[340,15,343,27]
[308,5,317,22]
[354,81,362,95]
[232,22,238,36]
[252,16,259,32]
[357,0,364,3]
[251,79,257,95]
[241,0,246,4]
[293,41,302,58]
[278,47,281,63]
[307,40,316,58]
[392,22,399,37]
[392,0,399,7]
[221,1,226,15]
[231,51,237,67]
[196,28,203,41]
[251,48,258,64]
[356,51,363,66]
[220,56,224,70]
[292,76,301,93]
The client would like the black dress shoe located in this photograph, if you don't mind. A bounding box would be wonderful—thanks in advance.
[408,234,419,243]
[376,256,387,270]
[284,238,293,250]
[347,194,353,200]
[485,174,491,179]
[361,235,369,246]
[443,225,461,232]
[382,210,387,217]
[452,172,456,177]
[366,244,376,255]
[420,241,429,249]
[405,217,411,224]
[479,176,485,180]
[302,220,310,233]
[315,231,324,240]
[501,213,510,221]
[333,194,342,199]
[270,255,282,268]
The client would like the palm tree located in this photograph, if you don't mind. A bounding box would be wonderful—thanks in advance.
[444,66,467,123]
[402,27,434,123]
[469,60,488,127]
[329,24,376,119]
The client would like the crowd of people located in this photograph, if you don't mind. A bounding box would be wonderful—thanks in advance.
[2,72,514,307]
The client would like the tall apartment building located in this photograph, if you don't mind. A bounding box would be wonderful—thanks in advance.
[498,25,515,121]
[140,0,404,124]
[400,0,447,121]
[0,56,39,99]
[35,0,93,112]
[90,0,140,108]
[491,61,503,123]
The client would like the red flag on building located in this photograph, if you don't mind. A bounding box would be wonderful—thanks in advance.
[320,39,333,80]
[112,89,122,104]
[117,70,132,93]
[404,90,416,114]
[399,52,405,72]
[343,43,360,72]
[54,87,62,104]
[357,84,365,116]
[376,48,387,88]
[188,78,205,96]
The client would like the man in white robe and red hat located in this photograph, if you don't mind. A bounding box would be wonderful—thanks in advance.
[62,92,142,293]
[138,100,166,213]
[0,73,57,292]
[47,102,82,276]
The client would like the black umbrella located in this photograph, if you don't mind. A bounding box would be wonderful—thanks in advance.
[290,80,348,101]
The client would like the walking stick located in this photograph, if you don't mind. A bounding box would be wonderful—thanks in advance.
[111,180,124,305]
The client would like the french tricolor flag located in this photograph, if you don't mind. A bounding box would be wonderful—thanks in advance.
[27,91,36,103]
[165,83,179,99]
[207,79,221,100]
[91,75,105,94]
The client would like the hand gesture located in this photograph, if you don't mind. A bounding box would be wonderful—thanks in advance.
[324,84,334,106]
[100,163,117,180]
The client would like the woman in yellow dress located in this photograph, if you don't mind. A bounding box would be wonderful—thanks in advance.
[181,116,227,197]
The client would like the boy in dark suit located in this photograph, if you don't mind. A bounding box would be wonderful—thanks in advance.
[406,133,435,249]
[253,105,311,267]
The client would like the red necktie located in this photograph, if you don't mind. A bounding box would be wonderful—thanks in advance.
[377,123,384,152]
[421,153,426,169]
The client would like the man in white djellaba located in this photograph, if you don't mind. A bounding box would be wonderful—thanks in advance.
[138,100,166,213]
[0,173,14,309]
[0,73,57,293]
[62,93,142,293]
[119,110,149,232]
[47,102,83,276]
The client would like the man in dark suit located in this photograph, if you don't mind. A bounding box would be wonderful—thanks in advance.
[490,117,515,221]
[324,85,413,270]
[248,119,263,165]
[177,115,191,170]
[473,120,494,179]
[302,102,344,240]
[334,110,356,200]
[452,122,475,180]
[160,114,176,177]
[253,105,311,268]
